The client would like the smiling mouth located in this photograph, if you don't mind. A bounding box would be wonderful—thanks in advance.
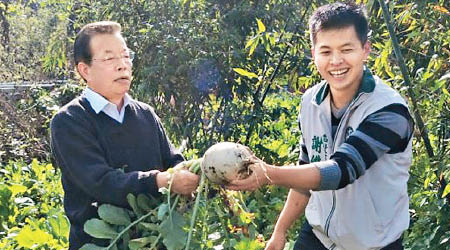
[329,68,349,77]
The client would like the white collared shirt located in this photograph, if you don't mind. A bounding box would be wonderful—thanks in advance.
[83,88,132,123]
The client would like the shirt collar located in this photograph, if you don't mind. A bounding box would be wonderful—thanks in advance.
[83,88,132,114]
[314,67,376,105]
[83,88,108,114]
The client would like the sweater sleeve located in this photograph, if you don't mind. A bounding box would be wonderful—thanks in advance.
[50,111,161,207]
[317,103,414,190]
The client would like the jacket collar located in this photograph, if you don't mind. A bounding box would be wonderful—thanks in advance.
[314,68,376,105]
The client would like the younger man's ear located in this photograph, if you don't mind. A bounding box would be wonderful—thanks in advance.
[363,41,371,57]
[77,62,90,82]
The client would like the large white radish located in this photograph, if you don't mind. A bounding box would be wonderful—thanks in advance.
[201,142,253,184]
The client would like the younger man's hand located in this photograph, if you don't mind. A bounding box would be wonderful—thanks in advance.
[264,231,287,250]
[226,161,272,191]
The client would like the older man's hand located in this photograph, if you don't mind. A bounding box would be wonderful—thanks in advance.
[156,168,200,195]
[171,170,200,195]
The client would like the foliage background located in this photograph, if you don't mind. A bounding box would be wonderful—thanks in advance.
[0,0,448,249]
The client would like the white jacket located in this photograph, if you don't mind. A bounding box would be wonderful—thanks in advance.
[300,73,412,250]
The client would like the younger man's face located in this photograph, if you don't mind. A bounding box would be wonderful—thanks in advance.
[312,25,370,96]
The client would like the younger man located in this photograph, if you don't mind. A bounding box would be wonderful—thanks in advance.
[50,21,199,249]
[227,3,413,250]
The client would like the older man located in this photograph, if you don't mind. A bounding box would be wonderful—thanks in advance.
[50,21,199,249]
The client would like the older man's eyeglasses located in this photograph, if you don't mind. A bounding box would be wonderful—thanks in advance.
[91,50,135,65]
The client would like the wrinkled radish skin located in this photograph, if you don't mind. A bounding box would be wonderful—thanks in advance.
[201,142,253,184]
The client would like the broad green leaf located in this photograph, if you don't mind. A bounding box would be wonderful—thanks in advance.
[158,203,169,220]
[233,68,258,79]
[80,243,106,250]
[137,194,154,212]
[84,218,118,239]
[48,213,70,237]
[16,225,53,248]
[7,184,27,196]
[256,18,266,33]
[128,236,158,250]
[98,204,131,226]
[127,193,143,216]
[442,184,450,198]
[159,211,187,250]
[139,222,159,231]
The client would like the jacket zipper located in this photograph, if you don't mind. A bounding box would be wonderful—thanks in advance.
[323,94,364,238]
[325,190,336,236]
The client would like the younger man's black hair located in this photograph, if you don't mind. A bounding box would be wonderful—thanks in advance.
[309,2,369,45]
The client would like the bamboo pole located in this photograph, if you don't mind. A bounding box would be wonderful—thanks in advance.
[377,0,448,198]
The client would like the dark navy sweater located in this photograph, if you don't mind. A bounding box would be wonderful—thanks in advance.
[50,96,183,249]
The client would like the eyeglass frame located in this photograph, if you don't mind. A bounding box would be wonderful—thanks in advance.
[90,50,135,65]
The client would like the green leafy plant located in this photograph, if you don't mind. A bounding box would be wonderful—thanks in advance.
[0,159,68,250]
